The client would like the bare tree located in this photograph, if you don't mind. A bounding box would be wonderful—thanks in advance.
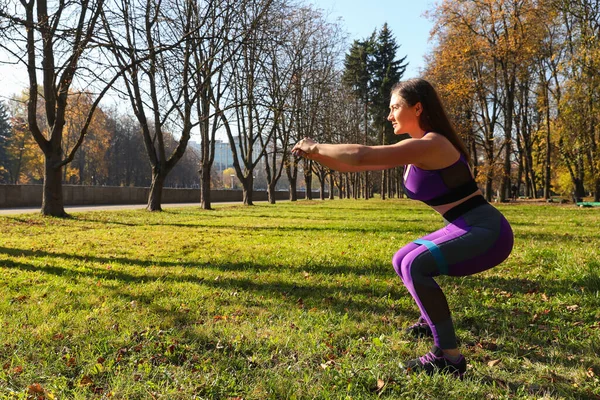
[193,0,271,209]
[101,0,203,211]
[0,0,120,216]
[260,4,344,204]
[218,0,276,206]
[282,5,345,201]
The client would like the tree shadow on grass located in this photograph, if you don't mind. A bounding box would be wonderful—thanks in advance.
[466,371,600,400]
[70,215,434,236]
[0,245,395,276]
[0,245,408,320]
[450,275,600,370]
[2,245,598,379]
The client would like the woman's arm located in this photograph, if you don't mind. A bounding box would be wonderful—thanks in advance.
[294,136,447,169]
[307,152,397,172]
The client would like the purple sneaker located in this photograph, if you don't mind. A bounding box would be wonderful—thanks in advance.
[403,346,467,377]
[406,317,433,338]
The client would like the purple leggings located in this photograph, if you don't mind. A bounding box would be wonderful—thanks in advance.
[392,203,513,349]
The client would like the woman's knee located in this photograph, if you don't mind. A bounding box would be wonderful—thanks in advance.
[392,246,414,278]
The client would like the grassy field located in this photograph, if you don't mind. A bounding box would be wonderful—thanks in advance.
[0,199,599,399]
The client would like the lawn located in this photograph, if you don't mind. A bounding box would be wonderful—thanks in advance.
[0,199,598,399]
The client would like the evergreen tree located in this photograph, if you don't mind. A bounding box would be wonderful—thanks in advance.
[342,26,408,145]
[371,23,408,146]
[0,101,11,183]
[341,24,408,199]
[342,38,373,110]
[342,37,376,198]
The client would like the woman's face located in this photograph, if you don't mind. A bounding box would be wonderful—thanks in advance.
[387,93,424,138]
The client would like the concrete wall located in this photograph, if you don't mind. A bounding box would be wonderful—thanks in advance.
[0,184,304,208]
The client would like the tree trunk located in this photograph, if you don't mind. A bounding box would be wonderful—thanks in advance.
[319,177,325,200]
[267,181,276,204]
[500,77,515,203]
[328,175,334,200]
[285,163,298,201]
[147,169,165,211]
[305,170,313,200]
[572,178,586,203]
[242,175,254,205]
[336,176,344,199]
[200,165,212,210]
[41,152,68,217]
[543,89,552,199]
[485,177,493,202]
[289,176,298,201]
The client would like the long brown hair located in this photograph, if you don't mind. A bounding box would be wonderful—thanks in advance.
[391,78,470,161]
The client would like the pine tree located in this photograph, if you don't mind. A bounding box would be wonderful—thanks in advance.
[0,101,12,183]
[342,37,376,198]
[341,24,407,199]
[371,23,408,146]
[342,38,373,109]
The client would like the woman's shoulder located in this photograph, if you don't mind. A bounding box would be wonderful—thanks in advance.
[414,132,461,169]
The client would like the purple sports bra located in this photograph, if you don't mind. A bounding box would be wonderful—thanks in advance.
[403,153,479,206]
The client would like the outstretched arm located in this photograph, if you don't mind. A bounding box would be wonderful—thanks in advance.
[307,152,397,172]
[292,137,443,170]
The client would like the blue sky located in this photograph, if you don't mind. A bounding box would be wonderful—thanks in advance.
[309,0,437,78]
[0,1,436,100]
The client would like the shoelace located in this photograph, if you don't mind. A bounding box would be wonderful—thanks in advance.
[419,351,440,364]
[408,317,428,330]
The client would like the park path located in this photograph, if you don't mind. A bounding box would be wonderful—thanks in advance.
[0,201,262,215]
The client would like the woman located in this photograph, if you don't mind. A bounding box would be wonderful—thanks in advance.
[292,78,513,377]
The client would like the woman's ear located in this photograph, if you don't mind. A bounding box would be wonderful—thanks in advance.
[415,102,423,117]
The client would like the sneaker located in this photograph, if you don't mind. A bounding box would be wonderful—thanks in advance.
[402,346,467,377]
[406,317,433,338]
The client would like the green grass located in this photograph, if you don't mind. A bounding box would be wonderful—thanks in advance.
[0,199,599,399]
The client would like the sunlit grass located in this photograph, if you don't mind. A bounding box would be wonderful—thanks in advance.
[0,199,598,399]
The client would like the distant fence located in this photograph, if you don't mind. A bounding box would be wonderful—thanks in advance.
[0,184,324,208]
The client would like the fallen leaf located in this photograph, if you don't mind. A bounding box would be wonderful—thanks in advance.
[566,304,579,312]
[376,378,386,391]
[488,359,501,367]
[80,375,94,386]
[28,383,45,394]
[477,342,498,351]
[12,295,28,303]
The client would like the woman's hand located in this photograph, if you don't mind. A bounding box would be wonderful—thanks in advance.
[292,138,318,158]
